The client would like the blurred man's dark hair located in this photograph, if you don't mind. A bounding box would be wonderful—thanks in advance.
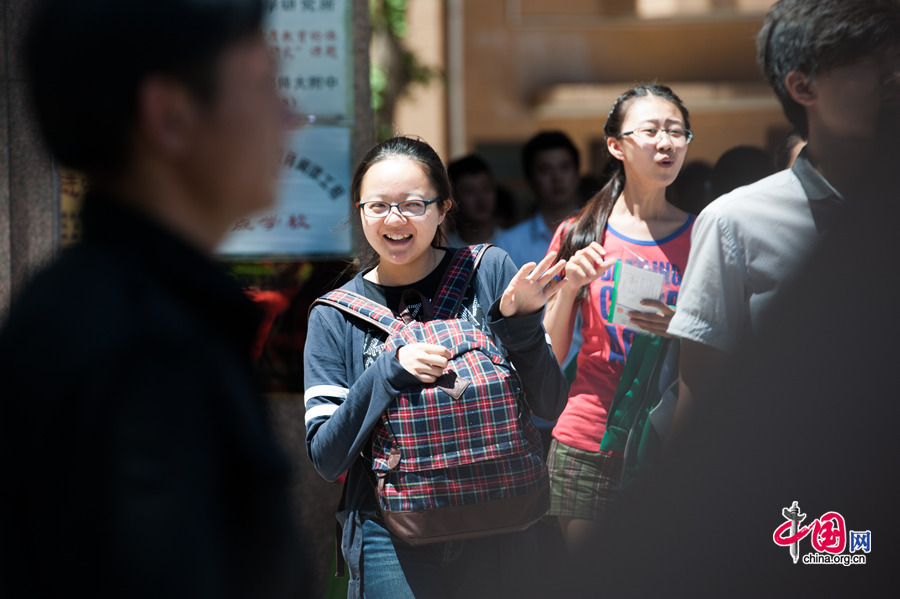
[448,154,493,186]
[23,0,264,178]
[757,0,900,138]
[521,130,580,182]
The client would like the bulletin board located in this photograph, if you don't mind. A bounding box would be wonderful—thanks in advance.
[217,0,356,258]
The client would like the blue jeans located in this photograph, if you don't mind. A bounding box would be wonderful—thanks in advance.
[360,516,540,599]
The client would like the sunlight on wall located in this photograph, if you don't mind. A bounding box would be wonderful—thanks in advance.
[516,0,775,19]
[639,0,774,18]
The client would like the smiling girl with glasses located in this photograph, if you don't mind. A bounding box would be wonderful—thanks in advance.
[304,136,571,598]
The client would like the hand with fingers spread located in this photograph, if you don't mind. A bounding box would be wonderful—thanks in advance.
[499,251,568,317]
[627,299,676,337]
[397,343,452,383]
[562,241,617,292]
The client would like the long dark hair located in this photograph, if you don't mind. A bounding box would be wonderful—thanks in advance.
[350,136,454,272]
[556,84,691,302]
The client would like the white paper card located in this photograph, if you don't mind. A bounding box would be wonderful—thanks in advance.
[610,262,665,327]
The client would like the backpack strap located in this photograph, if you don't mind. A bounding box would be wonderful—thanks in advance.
[432,244,490,320]
[311,289,404,337]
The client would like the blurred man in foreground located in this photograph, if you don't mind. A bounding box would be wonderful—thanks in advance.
[0,1,305,597]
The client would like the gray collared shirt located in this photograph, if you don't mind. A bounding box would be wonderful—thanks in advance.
[667,150,843,351]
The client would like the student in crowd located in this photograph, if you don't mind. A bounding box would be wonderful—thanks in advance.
[542,84,696,554]
[495,131,585,447]
[494,131,582,268]
[0,1,304,597]
[445,154,502,246]
[667,0,900,432]
[494,184,519,230]
[668,159,713,215]
[303,136,569,598]
[709,145,775,199]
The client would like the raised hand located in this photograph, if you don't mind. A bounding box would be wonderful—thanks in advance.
[499,251,568,317]
[562,241,617,291]
[397,343,452,383]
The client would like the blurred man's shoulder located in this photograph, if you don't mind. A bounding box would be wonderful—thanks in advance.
[0,242,181,366]
[705,169,799,212]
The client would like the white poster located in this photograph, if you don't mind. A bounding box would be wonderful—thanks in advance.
[264,0,352,119]
[217,126,353,257]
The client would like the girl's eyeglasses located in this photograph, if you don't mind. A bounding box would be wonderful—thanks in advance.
[358,198,443,218]
[619,128,694,145]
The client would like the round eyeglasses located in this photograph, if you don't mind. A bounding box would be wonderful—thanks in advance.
[619,127,694,145]
[358,198,443,218]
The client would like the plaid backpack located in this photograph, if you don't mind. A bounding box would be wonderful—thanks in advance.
[312,245,549,545]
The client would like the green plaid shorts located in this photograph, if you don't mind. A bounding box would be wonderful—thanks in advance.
[547,438,623,521]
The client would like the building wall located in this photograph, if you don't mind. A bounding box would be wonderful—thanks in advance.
[393,0,448,161]
[275,1,787,199]
[432,0,791,201]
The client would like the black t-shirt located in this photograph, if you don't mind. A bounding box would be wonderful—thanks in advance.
[362,251,453,317]
[359,249,489,369]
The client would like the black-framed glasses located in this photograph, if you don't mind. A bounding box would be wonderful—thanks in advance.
[619,127,694,145]
[358,197,443,218]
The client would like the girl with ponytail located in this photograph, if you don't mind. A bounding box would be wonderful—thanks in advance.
[542,84,696,552]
